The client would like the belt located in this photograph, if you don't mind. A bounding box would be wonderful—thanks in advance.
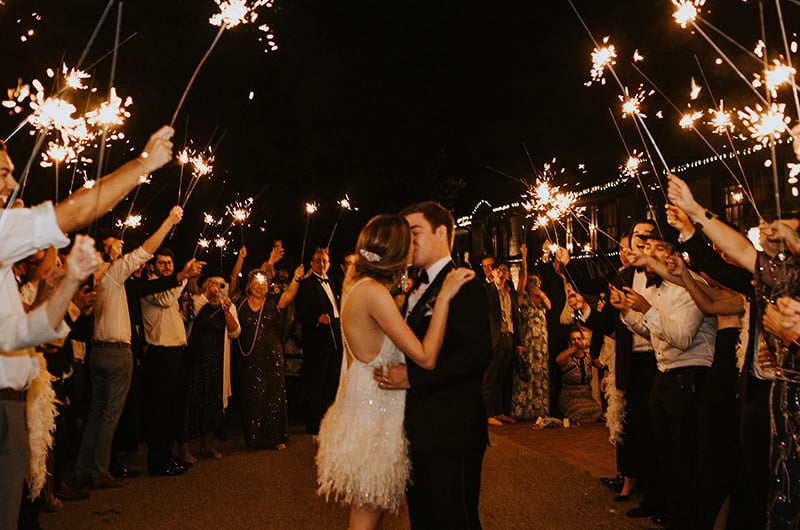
[0,388,26,401]
[91,341,131,348]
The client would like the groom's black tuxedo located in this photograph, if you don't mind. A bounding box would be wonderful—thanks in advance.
[404,261,492,529]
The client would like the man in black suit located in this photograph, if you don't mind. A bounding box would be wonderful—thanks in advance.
[484,260,522,425]
[294,247,342,435]
[380,201,492,529]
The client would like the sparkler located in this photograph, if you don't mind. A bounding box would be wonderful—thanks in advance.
[300,201,318,264]
[226,198,253,245]
[679,110,703,129]
[707,101,735,134]
[588,37,616,86]
[737,102,791,145]
[180,148,215,209]
[115,214,142,231]
[170,0,277,127]
[327,194,356,247]
[621,151,645,179]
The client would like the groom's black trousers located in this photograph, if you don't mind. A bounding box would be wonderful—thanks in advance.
[407,447,485,530]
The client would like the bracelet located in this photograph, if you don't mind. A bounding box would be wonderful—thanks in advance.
[704,209,715,220]
[133,157,151,175]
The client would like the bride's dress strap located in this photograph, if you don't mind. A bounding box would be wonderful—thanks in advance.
[339,277,375,370]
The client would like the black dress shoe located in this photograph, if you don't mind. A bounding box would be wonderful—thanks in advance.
[627,505,658,518]
[148,459,189,476]
[110,461,141,479]
[171,455,193,469]
[613,493,634,502]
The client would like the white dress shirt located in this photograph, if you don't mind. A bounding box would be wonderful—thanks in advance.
[192,294,241,409]
[93,247,153,343]
[406,256,452,315]
[313,272,340,318]
[141,278,188,347]
[0,202,71,390]
[622,277,716,372]
[630,270,656,352]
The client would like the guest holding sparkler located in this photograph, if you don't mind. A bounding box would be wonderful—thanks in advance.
[295,247,343,435]
[666,172,800,529]
[236,261,304,450]
[183,275,241,460]
[77,206,185,487]
[512,244,550,420]
[0,124,173,526]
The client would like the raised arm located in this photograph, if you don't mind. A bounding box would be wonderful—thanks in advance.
[141,206,183,255]
[278,265,304,310]
[54,126,174,233]
[667,174,757,272]
[516,244,528,304]
[229,246,247,296]
[666,254,744,317]
[372,269,475,370]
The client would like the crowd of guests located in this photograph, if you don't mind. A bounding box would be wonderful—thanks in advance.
[4,124,800,530]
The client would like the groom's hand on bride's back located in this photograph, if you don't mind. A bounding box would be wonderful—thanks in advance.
[373,364,410,390]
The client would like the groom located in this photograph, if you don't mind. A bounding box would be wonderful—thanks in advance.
[378,201,492,529]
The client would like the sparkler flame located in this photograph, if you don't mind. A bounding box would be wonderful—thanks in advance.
[226,198,253,223]
[708,101,735,135]
[737,102,790,145]
[338,195,355,210]
[589,37,616,86]
[115,214,142,230]
[214,235,227,248]
[621,151,645,179]
[210,0,273,30]
[521,162,580,230]
[673,0,705,29]
[198,237,210,249]
[679,110,704,129]
[203,212,217,225]
[305,202,318,215]
[86,87,132,128]
[759,60,797,96]
[690,77,702,100]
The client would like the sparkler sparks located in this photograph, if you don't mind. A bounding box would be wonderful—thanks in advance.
[198,237,211,249]
[707,102,735,135]
[621,151,646,179]
[210,0,273,30]
[521,162,582,231]
[305,202,318,215]
[754,60,797,97]
[672,0,705,29]
[86,87,132,128]
[679,110,704,129]
[63,64,90,91]
[214,235,228,249]
[338,195,356,210]
[115,214,142,230]
[589,37,616,86]
[737,102,791,145]
[690,77,702,100]
[226,198,253,223]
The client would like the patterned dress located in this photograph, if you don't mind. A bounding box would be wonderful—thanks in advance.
[559,354,602,424]
[511,292,550,419]
[315,278,410,512]
[236,293,288,449]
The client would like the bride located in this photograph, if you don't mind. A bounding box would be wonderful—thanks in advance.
[315,214,474,530]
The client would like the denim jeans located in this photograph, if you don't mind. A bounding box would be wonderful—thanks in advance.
[76,345,132,479]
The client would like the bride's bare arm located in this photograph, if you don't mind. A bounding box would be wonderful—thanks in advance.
[372,269,475,370]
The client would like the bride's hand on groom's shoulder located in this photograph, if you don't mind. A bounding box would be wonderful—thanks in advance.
[441,268,476,300]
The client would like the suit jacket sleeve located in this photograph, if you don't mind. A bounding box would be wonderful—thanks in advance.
[406,279,492,390]
[681,232,753,296]
[133,274,183,297]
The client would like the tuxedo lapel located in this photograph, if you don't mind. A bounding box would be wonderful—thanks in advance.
[407,262,453,331]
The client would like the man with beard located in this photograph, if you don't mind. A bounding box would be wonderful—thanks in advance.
[610,225,716,529]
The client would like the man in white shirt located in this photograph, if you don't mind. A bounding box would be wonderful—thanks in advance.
[610,227,715,529]
[139,247,192,475]
[76,206,184,488]
[0,127,174,527]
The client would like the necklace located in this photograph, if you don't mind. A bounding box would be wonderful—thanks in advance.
[236,296,266,357]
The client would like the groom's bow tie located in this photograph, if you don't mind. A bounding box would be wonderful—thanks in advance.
[645,276,663,288]
[317,276,330,285]
[415,268,429,286]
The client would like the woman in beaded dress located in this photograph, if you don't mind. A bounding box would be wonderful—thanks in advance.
[314,214,475,530]
[236,264,304,450]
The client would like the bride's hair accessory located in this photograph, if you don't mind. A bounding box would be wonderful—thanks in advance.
[359,248,382,263]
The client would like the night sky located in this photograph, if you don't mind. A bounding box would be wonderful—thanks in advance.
[0,0,790,266]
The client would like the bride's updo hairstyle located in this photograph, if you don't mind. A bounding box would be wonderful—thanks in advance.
[350,214,410,285]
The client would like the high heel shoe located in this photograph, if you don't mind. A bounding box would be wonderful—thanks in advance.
[200,446,222,459]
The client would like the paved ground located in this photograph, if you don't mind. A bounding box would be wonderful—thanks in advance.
[41,421,650,529]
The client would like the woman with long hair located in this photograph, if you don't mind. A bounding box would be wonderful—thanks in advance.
[315,214,474,530]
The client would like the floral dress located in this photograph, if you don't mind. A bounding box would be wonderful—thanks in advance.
[511,292,549,419]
